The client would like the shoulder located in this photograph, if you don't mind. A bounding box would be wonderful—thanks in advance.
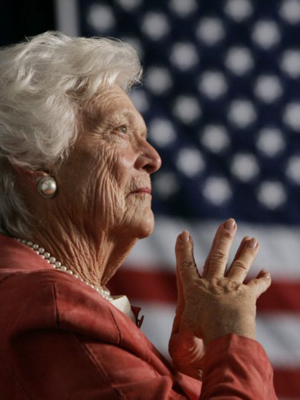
[1,269,120,343]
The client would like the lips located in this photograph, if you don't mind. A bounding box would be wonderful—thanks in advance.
[130,187,152,195]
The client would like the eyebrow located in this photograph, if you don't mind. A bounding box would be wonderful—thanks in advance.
[143,127,148,140]
[121,110,148,139]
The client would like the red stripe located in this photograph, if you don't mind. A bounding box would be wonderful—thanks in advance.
[109,266,300,312]
[257,280,300,313]
[109,268,300,397]
[273,368,300,398]
[109,266,300,400]
[109,267,177,303]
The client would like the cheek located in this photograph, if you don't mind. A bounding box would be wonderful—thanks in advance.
[61,139,136,229]
[113,156,133,188]
[101,143,136,201]
[90,149,128,226]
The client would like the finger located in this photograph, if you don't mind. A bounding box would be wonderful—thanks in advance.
[172,237,186,334]
[202,223,226,277]
[225,236,250,276]
[227,237,259,282]
[173,231,200,334]
[175,230,200,290]
[203,221,231,277]
[256,269,268,279]
[247,270,271,299]
[204,224,224,261]
[204,218,237,280]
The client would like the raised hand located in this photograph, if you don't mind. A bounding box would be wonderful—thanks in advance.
[169,219,271,380]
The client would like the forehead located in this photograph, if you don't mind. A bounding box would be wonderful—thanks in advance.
[95,85,137,115]
[84,84,145,127]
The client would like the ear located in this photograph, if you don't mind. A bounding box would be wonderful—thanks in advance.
[11,164,52,191]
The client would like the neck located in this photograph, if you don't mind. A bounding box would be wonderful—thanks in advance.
[24,220,137,287]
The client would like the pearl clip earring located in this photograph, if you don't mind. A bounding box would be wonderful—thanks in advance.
[37,176,57,198]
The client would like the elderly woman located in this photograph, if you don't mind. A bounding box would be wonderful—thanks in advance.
[0,32,276,399]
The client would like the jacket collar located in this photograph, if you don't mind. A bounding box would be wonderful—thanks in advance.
[0,233,52,272]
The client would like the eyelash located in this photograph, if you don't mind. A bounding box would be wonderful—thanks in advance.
[118,125,127,134]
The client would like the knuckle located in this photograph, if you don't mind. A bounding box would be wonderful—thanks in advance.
[235,283,243,293]
[233,260,248,273]
[222,229,234,239]
[245,245,257,255]
[179,260,196,281]
[180,260,195,270]
[221,279,241,293]
[209,278,226,293]
[209,249,227,264]
[252,279,261,287]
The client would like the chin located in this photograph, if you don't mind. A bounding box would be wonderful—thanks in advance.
[133,212,155,239]
[116,207,155,239]
[136,225,154,239]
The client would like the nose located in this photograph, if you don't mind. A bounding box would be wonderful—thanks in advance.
[136,140,162,174]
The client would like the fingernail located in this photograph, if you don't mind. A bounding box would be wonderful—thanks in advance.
[261,269,271,279]
[247,238,258,249]
[224,218,236,232]
[180,230,190,242]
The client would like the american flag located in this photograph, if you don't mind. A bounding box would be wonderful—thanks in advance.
[56,0,300,397]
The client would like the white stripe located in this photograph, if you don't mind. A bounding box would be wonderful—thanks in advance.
[138,302,300,368]
[125,216,300,279]
[257,313,300,368]
[54,0,80,36]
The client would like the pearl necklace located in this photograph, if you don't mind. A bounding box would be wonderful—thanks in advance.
[16,238,114,301]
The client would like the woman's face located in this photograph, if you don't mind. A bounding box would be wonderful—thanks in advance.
[55,85,161,240]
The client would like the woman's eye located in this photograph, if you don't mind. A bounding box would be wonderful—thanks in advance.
[118,125,127,134]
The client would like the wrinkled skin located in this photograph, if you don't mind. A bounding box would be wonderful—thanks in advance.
[15,85,161,285]
[15,85,271,383]
[169,219,271,380]
[57,87,160,241]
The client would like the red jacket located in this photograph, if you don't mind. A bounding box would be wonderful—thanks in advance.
[0,234,277,399]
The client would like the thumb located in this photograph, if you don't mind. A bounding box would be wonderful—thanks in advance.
[175,230,199,289]
[247,270,272,299]
[172,232,186,335]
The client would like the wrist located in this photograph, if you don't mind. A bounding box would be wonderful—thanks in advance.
[203,315,256,345]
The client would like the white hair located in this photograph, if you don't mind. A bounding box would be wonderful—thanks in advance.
[0,31,142,237]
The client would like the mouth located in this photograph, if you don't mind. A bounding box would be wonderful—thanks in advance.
[130,187,152,195]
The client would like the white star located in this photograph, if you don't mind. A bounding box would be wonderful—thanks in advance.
[257,181,287,210]
[198,71,228,100]
[254,75,283,103]
[148,118,177,148]
[141,12,170,40]
[116,0,142,11]
[228,100,257,128]
[281,50,300,79]
[200,125,230,153]
[153,172,179,199]
[130,89,149,114]
[145,67,172,95]
[87,4,115,32]
[173,96,201,124]
[169,0,197,17]
[256,128,286,157]
[176,148,205,177]
[286,156,300,184]
[170,42,199,71]
[202,177,232,206]
[224,0,253,22]
[279,0,300,24]
[252,20,281,50]
[120,36,143,57]
[283,102,300,131]
[225,47,254,75]
[231,153,260,182]
[196,18,225,46]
